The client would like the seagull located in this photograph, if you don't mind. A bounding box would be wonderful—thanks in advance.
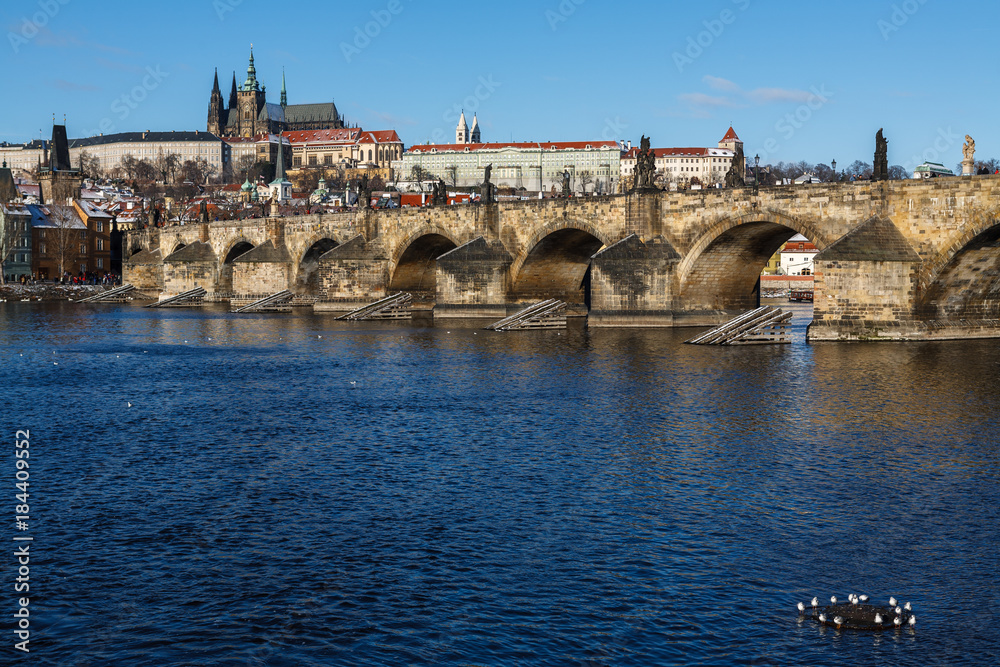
[811,597,819,607]
[184,340,188,343]
[127,402,132,408]
[851,595,859,605]
[904,602,911,611]
[53,362,58,365]
[350,381,356,386]
[834,616,843,627]
[889,596,897,607]
[895,606,902,615]
[818,613,827,623]
[908,615,916,626]
[318,335,322,338]
[860,594,868,602]
[830,596,838,604]
[894,616,902,626]
[797,602,805,612]
[874,613,883,624]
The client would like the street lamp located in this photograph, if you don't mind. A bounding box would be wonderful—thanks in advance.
[831,159,837,182]
[754,154,760,195]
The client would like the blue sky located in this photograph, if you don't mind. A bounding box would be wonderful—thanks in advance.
[2,0,992,170]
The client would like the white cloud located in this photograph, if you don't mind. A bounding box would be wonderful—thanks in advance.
[702,75,741,93]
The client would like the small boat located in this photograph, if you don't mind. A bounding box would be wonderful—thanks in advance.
[789,289,814,302]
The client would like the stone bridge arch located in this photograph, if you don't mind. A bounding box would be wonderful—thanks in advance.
[217,237,256,293]
[676,209,829,313]
[914,208,1000,320]
[387,226,462,303]
[293,235,341,294]
[508,218,613,307]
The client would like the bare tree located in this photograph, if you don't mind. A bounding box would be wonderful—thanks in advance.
[235,154,257,183]
[120,155,139,180]
[445,165,458,186]
[578,171,594,195]
[79,151,102,179]
[46,204,83,280]
[888,165,910,180]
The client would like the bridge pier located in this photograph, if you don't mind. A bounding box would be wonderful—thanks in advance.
[231,241,293,305]
[314,234,390,312]
[434,237,513,318]
[161,241,218,300]
[589,235,680,327]
[123,248,164,295]
[808,216,922,341]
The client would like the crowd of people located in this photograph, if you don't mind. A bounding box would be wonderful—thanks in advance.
[3,272,121,286]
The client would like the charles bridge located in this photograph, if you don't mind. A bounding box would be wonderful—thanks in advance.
[124,176,1000,341]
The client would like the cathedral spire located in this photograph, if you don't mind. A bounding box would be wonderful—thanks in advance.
[280,68,287,108]
[229,71,238,108]
[212,68,220,94]
[243,45,259,92]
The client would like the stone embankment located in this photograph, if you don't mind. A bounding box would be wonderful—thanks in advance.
[0,283,115,302]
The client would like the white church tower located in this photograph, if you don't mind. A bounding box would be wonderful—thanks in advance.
[456,110,470,144]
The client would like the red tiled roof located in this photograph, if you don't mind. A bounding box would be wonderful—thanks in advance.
[357,130,402,144]
[283,129,361,144]
[720,126,741,142]
[408,140,619,154]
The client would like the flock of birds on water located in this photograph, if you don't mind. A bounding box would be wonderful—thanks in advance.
[798,594,916,631]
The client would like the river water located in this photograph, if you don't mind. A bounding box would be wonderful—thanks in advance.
[1,300,998,666]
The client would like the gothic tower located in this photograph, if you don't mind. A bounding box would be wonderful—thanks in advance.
[208,69,225,136]
[236,47,267,137]
[280,68,287,109]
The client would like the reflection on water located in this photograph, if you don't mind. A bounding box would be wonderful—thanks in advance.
[2,300,998,666]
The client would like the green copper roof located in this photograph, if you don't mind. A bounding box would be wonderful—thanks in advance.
[241,178,252,191]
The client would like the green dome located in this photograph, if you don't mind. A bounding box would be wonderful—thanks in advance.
[241,178,252,192]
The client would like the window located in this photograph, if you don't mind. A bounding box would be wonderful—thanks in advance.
[308,155,317,166]
[97,239,104,251]
[80,243,86,255]
[95,221,103,232]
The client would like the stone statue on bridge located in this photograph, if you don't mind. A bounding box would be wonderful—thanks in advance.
[962,135,976,176]
[562,170,571,197]
[432,179,447,206]
[873,128,889,181]
[632,135,657,192]
[199,200,209,223]
[725,145,745,188]
[481,164,494,204]
[358,174,371,209]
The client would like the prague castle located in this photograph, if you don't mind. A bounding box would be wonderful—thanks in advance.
[208,48,345,138]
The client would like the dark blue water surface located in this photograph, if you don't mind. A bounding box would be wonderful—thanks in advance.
[2,300,999,666]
